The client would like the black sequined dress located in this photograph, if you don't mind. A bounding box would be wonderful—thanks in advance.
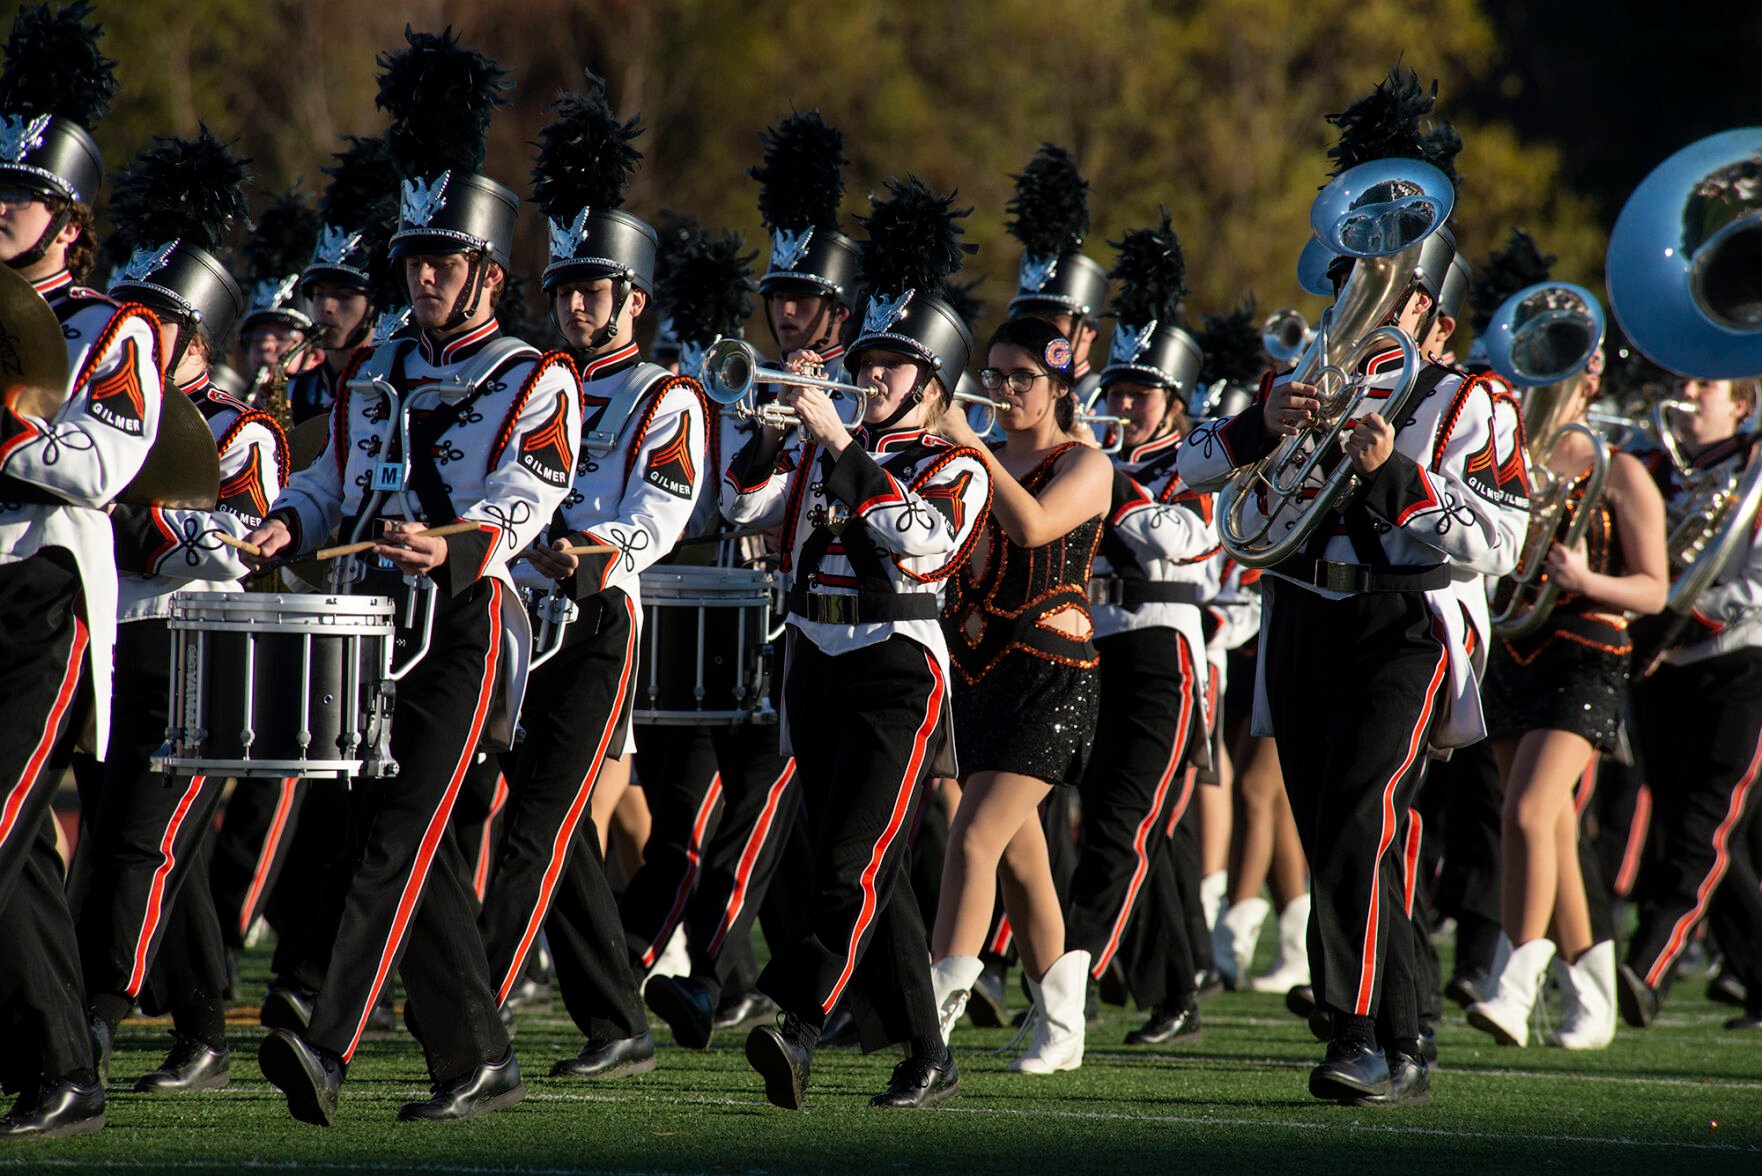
[945,443,1102,785]
[1484,466,1631,751]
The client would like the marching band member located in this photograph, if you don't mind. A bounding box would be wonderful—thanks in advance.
[234,188,319,413]
[1468,286,1667,1051]
[480,71,708,1080]
[1004,145,1110,408]
[74,130,281,1097]
[722,178,991,1110]
[1178,67,1529,1106]
[0,2,141,1137]
[243,29,577,1125]
[933,315,1111,1074]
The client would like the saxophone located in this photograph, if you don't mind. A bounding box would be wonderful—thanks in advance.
[250,328,318,432]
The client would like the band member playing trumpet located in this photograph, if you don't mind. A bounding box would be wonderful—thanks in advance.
[0,2,144,1137]
[723,178,992,1110]
[1466,287,1667,1051]
[1179,67,1529,1106]
[244,30,577,1125]
[749,110,859,368]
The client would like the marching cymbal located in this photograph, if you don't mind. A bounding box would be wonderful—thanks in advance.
[116,385,220,509]
[0,264,72,420]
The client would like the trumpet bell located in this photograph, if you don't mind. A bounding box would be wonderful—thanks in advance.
[1311,158,1456,261]
[701,337,759,406]
[1606,127,1762,379]
[1483,282,1607,389]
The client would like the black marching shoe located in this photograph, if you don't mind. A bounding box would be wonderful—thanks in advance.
[1706,969,1748,1008]
[260,986,315,1034]
[712,989,777,1031]
[134,1034,230,1093]
[397,1049,524,1122]
[0,1080,105,1139]
[1194,968,1225,1001]
[1445,968,1492,1008]
[1353,1051,1431,1107]
[1617,963,1660,1029]
[1722,1008,1762,1031]
[1307,1006,1333,1043]
[1308,1040,1390,1102]
[966,959,1009,1028]
[646,976,715,1050]
[818,1006,860,1047]
[258,1030,343,1127]
[1124,1003,1201,1046]
[745,1016,814,1110]
[88,1016,112,1087]
[549,1032,656,1079]
[870,1048,958,1108]
[365,994,399,1036]
[1285,984,1317,1019]
[1417,1026,1439,1064]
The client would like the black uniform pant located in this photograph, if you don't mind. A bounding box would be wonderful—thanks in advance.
[272,779,350,988]
[1067,628,1200,980]
[1418,738,1503,976]
[1121,780,1204,1009]
[623,724,726,970]
[1264,581,1445,1042]
[209,775,302,952]
[1627,650,1762,997]
[302,579,508,1081]
[759,634,940,1050]
[481,589,645,1042]
[0,550,94,1087]
[74,620,228,1042]
[140,825,229,1048]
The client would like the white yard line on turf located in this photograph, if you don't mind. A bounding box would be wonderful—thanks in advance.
[1079,1051,1762,1089]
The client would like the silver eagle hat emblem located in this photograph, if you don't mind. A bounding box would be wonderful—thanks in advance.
[863,289,915,335]
[1018,253,1059,293]
[1110,319,1158,365]
[122,240,180,283]
[400,172,451,229]
[311,224,364,267]
[249,273,300,314]
[370,305,412,348]
[770,227,814,272]
[0,114,50,164]
[548,207,593,262]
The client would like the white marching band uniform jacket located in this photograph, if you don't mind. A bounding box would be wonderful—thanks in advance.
[0,273,163,757]
[1649,431,1762,666]
[1178,349,1531,749]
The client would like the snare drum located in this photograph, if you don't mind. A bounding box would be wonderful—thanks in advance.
[635,566,777,725]
[153,591,398,780]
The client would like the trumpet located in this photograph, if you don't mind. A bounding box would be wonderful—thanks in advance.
[954,385,1012,434]
[1077,410,1126,455]
[1262,308,1314,365]
[699,337,872,433]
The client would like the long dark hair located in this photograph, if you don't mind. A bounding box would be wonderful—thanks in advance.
[989,316,1076,430]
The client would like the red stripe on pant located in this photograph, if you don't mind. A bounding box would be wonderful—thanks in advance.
[344,582,504,1061]
[496,593,638,1005]
[706,760,796,957]
[1641,726,1762,989]
[1094,639,1195,979]
[987,915,1014,957]
[1615,785,1652,898]
[125,775,210,996]
[822,649,945,1015]
[1164,766,1198,839]
[1575,754,1599,819]
[0,614,87,856]
[637,772,724,969]
[238,777,299,938]
[1401,808,1423,919]
[474,772,510,902]
[1353,643,1448,1017]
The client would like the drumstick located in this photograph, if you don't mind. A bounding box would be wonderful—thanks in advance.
[215,533,264,558]
[315,521,481,561]
[511,542,618,564]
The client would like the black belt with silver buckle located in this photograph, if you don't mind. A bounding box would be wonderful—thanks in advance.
[1277,555,1450,594]
[790,590,942,625]
[1088,577,1204,608]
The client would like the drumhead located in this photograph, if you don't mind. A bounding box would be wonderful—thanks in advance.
[168,591,396,633]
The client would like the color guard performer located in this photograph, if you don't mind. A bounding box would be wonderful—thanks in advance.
[0,1,137,1138]
[244,29,577,1125]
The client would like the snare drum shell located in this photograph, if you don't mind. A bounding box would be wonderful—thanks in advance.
[633,566,774,726]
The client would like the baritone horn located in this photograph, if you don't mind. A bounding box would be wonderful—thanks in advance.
[699,337,872,432]
[1217,158,1456,568]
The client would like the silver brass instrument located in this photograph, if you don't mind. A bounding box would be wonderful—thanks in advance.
[953,386,1012,435]
[1650,398,1699,475]
[1217,158,1455,568]
[1076,410,1126,455]
[1262,308,1314,365]
[1485,281,1612,639]
[1607,129,1762,635]
[700,338,871,432]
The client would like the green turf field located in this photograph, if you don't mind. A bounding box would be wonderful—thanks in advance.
[2,939,1758,1176]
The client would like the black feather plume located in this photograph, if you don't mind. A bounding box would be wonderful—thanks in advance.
[658,222,755,347]
[531,70,642,218]
[943,277,985,333]
[110,127,249,252]
[1197,298,1264,386]
[496,271,547,345]
[0,1,117,129]
[855,176,975,299]
[243,186,318,282]
[1326,64,1461,185]
[318,136,399,234]
[652,209,701,290]
[376,26,511,180]
[1468,227,1555,334]
[1005,143,1089,259]
[750,110,846,233]
[1107,206,1187,327]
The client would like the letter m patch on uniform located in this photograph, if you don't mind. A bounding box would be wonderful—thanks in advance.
[643,414,696,499]
[518,397,572,488]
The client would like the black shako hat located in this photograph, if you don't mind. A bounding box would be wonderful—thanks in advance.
[0,2,116,207]
[1102,206,1202,394]
[533,69,656,294]
[845,176,977,387]
[750,110,861,303]
[1006,143,1108,322]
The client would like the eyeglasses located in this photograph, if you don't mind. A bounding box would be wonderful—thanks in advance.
[0,189,42,209]
[978,368,1047,394]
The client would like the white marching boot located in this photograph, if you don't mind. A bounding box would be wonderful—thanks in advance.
[931,955,986,1046]
[1466,937,1557,1047]
[1548,940,1616,1050]
[1212,896,1270,990]
[1010,950,1091,1074]
[1251,893,1313,993]
[1199,870,1227,936]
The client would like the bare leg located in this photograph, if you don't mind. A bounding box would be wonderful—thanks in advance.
[592,756,636,867]
[1550,797,1595,960]
[998,815,1064,980]
[1198,751,1232,880]
[1267,776,1308,909]
[1499,729,1595,945]
[933,771,1053,963]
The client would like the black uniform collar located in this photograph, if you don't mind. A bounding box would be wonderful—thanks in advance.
[860,425,935,454]
[30,269,72,300]
[578,340,642,383]
[1125,429,1182,464]
[1687,431,1753,472]
[416,317,501,366]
